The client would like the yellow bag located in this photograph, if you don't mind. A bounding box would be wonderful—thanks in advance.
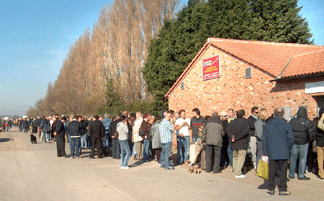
[257,160,269,180]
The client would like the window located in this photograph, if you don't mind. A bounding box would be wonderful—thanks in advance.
[245,67,252,79]
[181,82,184,90]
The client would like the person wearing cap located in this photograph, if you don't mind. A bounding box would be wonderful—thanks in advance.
[202,111,225,173]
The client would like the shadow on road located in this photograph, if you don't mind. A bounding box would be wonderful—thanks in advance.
[258,177,291,189]
[130,160,144,168]
[0,138,11,143]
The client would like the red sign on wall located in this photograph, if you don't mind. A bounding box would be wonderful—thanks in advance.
[202,55,220,80]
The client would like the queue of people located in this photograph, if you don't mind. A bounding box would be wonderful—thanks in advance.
[18,106,324,196]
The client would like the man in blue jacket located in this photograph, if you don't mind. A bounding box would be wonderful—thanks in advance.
[263,108,294,196]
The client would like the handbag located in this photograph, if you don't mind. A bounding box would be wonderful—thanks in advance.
[257,160,269,180]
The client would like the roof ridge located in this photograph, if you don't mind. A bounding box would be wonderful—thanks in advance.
[208,38,324,48]
[292,49,324,58]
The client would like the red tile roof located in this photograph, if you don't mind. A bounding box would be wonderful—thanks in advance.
[208,38,324,78]
[281,50,324,78]
[166,38,324,98]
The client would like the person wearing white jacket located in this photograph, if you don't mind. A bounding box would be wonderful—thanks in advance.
[117,115,131,169]
[132,112,143,160]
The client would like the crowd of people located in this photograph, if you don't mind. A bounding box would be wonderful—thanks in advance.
[16,106,324,196]
[0,118,14,132]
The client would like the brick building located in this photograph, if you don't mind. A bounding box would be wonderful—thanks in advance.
[166,38,324,120]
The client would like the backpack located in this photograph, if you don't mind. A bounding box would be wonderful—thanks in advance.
[103,119,111,131]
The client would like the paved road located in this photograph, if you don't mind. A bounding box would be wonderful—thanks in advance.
[0,128,323,201]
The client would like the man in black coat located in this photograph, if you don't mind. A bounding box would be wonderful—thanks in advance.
[89,115,105,158]
[228,110,249,178]
[263,108,294,196]
[54,117,67,157]
[247,106,259,170]
[220,112,230,169]
[289,107,316,180]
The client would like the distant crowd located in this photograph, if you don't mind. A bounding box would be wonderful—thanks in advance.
[12,106,324,196]
[0,118,14,132]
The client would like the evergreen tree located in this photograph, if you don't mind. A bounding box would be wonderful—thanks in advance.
[250,0,313,44]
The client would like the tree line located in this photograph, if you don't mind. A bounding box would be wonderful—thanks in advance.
[27,0,312,117]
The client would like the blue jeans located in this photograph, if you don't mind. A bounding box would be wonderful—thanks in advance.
[132,143,137,156]
[70,137,81,158]
[161,142,172,168]
[143,139,151,162]
[103,131,109,149]
[68,134,72,150]
[227,139,233,167]
[81,134,87,149]
[177,136,190,163]
[43,132,50,142]
[289,143,309,178]
[119,140,131,167]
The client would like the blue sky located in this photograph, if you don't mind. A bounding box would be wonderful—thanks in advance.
[0,0,323,116]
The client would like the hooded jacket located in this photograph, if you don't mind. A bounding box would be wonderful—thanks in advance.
[289,107,315,145]
[40,119,51,132]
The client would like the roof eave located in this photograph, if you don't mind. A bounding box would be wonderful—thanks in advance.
[165,42,211,98]
[270,71,324,82]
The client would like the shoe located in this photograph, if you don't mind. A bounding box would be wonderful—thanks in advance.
[121,166,125,169]
[89,156,95,159]
[64,155,69,158]
[76,157,80,159]
[298,177,310,180]
[213,170,222,174]
[235,175,246,178]
[267,190,275,195]
[279,191,291,196]
[123,166,130,169]
[288,176,295,179]
[165,166,175,170]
